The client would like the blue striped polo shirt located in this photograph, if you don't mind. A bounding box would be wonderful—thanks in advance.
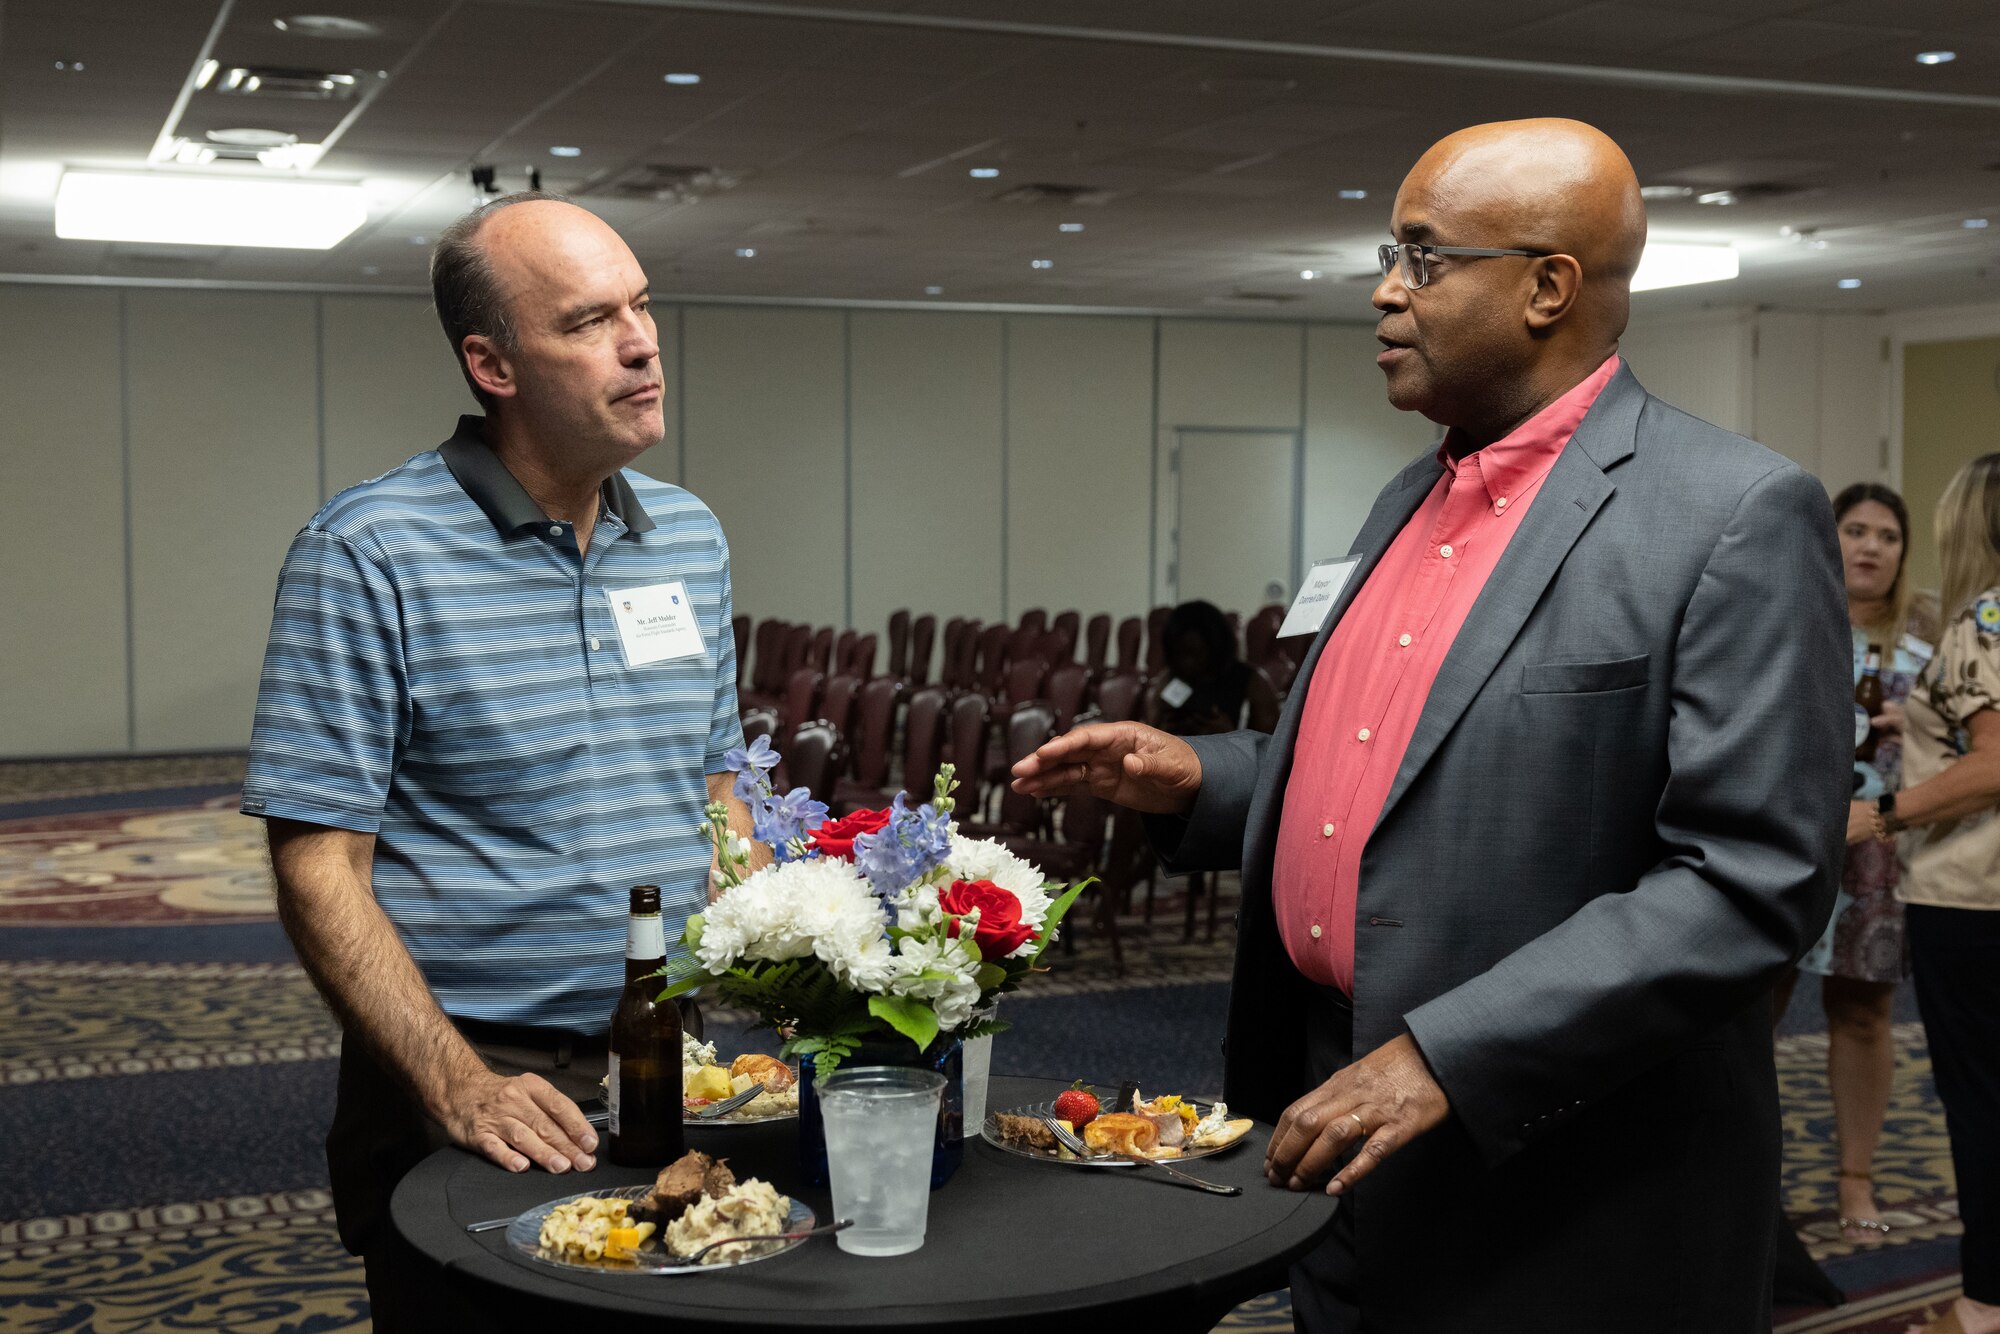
[243,416,743,1031]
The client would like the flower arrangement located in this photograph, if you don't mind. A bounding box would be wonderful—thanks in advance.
[657,735,1086,1076]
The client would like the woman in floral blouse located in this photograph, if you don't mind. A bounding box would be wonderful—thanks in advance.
[1777,484,1932,1241]
[1858,455,2000,1334]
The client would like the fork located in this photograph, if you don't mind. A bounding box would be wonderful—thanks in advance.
[687,1084,766,1120]
[683,1217,851,1264]
[1038,1115,1241,1196]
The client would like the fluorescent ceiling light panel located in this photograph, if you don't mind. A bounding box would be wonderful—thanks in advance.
[54,170,367,249]
[1630,241,1738,292]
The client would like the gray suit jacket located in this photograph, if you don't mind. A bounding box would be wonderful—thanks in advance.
[1155,364,1849,1331]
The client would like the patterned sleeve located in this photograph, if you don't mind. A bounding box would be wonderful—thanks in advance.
[1930,591,2000,729]
[704,521,746,772]
[240,528,410,832]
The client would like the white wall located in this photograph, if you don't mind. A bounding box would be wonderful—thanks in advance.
[0,284,1897,757]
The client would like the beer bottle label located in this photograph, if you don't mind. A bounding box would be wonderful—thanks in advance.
[606,1052,621,1136]
[627,912,665,961]
[1854,705,1871,750]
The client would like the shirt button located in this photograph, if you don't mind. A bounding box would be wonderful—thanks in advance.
[1439,543,1454,558]
[1322,822,1335,838]
[548,525,563,537]
[1398,633,1412,647]
[1495,497,1508,510]
[1357,727,1371,742]
[1310,924,1323,940]
[589,636,601,651]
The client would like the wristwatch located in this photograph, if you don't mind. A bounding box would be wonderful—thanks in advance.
[1876,792,1905,834]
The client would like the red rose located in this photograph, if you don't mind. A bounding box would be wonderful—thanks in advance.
[940,879,1038,960]
[809,807,892,861]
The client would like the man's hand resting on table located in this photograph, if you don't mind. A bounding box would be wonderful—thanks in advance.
[1265,1034,1450,1196]
[1009,721,1204,814]
[440,1068,599,1175]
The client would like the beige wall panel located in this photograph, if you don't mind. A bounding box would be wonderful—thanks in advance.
[1157,319,1304,430]
[1304,324,1440,573]
[682,306,846,628]
[126,290,321,751]
[634,303,682,485]
[322,295,474,496]
[1006,316,1155,628]
[1901,337,2000,599]
[1817,315,1891,491]
[1751,311,1824,475]
[849,312,1003,666]
[1621,308,1753,434]
[0,287,129,756]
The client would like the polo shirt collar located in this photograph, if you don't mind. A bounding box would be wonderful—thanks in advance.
[437,415,657,539]
[1436,354,1620,505]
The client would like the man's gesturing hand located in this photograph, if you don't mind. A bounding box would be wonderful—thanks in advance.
[1264,1034,1449,1196]
[1009,721,1203,815]
[442,1070,599,1175]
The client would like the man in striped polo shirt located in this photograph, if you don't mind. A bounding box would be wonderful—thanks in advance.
[241,194,754,1326]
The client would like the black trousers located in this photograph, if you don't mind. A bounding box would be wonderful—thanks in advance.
[327,1024,609,1334]
[1908,903,2000,1304]
[1290,984,1361,1334]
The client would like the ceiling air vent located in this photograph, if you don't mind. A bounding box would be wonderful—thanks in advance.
[215,65,361,99]
[991,182,1116,206]
[588,163,744,203]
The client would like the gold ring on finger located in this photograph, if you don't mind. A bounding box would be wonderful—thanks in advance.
[1347,1112,1366,1134]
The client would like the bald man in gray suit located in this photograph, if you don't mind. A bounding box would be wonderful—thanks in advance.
[1015,120,1848,1333]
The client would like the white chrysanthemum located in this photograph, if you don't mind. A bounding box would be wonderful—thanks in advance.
[946,834,1054,928]
[697,858,886,973]
[888,935,983,1031]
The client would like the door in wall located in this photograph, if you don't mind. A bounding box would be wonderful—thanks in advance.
[1166,427,1300,615]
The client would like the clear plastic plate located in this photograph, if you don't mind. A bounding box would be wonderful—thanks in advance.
[505,1183,815,1274]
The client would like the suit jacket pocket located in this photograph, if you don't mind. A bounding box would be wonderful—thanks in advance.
[1522,652,1651,695]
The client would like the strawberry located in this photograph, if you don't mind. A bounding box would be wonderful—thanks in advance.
[1053,1079,1100,1128]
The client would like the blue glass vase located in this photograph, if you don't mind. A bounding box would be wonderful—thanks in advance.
[798,1036,964,1190]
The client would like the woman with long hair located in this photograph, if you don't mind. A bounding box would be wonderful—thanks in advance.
[1864,454,2000,1334]
[1775,484,1932,1241]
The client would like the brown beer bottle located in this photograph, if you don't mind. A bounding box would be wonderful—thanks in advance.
[608,885,686,1166]
[1854,645,1885,764]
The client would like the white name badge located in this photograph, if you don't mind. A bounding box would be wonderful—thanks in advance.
[606,581,706,667]
[1278,557,1361,639]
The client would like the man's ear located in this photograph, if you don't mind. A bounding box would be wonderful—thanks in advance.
[462,334,517,402]
[1524,254,1583,332]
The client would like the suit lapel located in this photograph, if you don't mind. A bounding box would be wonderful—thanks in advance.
[1369,367,1645,834]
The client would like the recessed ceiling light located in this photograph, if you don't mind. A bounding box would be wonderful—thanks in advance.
[1030,259,1053,269]
[549,146,582,157]
[53,60,84,72]
[1965,218,1991,229]
[275,15,383,38]
[361,264,380,275]
[969,167,1000,179]
[1337,189,1367,200]
[1058,222,1084,233]
[408,235,428,245]
[735,247,756,258]
[1837,278,1863,289]
[1300,270,1320,280]
[1640,184,1694,201]
[208,127,298,147]
[663,72,701,85]
[1630,242,1739,292]
[196,58,220,89]
[55,170,367,249]
[924,285,944,296]
[1695,190,1738,206]
[1916,51,1956,65]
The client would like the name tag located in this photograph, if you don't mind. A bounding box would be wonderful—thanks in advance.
[607,582,706,667]
[1278,557,1360,639]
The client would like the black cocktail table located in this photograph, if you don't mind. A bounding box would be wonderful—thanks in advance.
[390,1074,1336,1332]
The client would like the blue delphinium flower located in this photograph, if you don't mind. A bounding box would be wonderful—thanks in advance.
[723,735,779,802]
[853,793,953,899]
[756,786,829,862]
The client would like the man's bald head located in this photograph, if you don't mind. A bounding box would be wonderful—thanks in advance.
[1373,119,1647,441]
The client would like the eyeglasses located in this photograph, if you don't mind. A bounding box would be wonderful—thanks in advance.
[1377,241,1549,290]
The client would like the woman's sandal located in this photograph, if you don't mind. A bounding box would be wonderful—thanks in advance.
[1838,1168,1893,1240]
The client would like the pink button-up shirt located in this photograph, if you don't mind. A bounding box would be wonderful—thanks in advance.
[1272,356,1620,993]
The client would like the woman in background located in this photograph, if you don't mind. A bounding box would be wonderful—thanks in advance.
[1775,484,1931,1241]
[1863,455,2000,1334]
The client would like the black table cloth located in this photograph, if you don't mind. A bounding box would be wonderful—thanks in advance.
[390,1074,1338,1332]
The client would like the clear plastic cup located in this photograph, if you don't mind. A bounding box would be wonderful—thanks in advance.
[819,1066,947,1257]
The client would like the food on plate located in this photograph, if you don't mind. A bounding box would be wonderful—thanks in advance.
[537,1194,657,1264]
[1052,1080,1100,1129]
[1134,1092,1200,1148]
[632,1149,737,1221]
[992,1112,1058,1151]
[1083,1112,1161,1157]
[680,1033,800,1119]
[664,1178,792,1265]
[1188,1100,1254,1150]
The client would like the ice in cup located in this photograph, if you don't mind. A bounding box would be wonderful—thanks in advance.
[820,1066,947,1257]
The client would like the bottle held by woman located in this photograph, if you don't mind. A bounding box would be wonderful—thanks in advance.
[608,884,686,1167]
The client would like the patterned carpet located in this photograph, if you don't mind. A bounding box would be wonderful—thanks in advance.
[0,759,1966,1333]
